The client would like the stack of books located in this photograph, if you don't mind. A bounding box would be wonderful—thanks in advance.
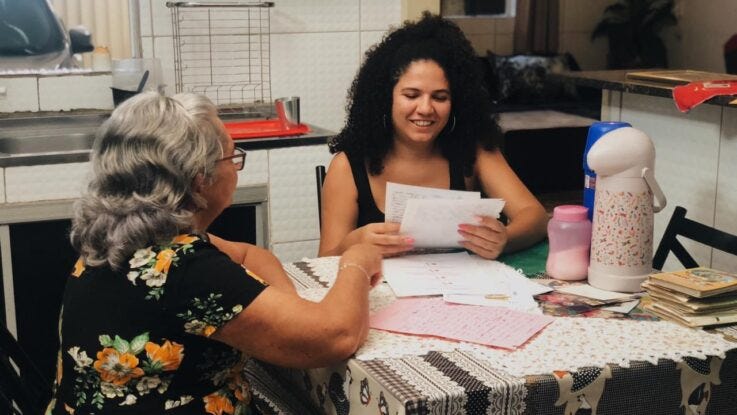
[642,267,737,327]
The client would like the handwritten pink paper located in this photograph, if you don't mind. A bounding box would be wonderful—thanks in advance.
[369,297,553,349]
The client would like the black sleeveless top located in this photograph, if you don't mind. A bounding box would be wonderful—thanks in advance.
[346,152,467,227]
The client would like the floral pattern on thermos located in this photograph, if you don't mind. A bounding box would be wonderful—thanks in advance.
[591,190,653,267]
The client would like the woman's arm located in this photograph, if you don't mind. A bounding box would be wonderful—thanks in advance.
[208,233,295,292]
[211,244,383,368]
[318,153,413,257]
[459,148,547,258]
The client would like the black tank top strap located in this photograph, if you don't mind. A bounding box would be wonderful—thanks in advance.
[448,157,466,191]
[346,151,385,226]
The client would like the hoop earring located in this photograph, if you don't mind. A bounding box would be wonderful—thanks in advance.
[448,114,456,133]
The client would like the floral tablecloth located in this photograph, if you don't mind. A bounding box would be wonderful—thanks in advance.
[245,256,737,415]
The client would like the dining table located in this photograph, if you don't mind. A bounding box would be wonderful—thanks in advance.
[245,243,737,415]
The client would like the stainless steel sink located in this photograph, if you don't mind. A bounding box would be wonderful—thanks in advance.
[0,133,95,155]
[0,107,270,167]
[0,113,105,167]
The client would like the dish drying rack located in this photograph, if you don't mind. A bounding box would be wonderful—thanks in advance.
[166,1,274,112]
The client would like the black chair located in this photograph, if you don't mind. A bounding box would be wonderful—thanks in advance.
[652,206,737,270]
[315,165,326,228]
[0,324,51,415]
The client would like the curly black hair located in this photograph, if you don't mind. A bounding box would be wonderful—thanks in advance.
[329,12,501,176]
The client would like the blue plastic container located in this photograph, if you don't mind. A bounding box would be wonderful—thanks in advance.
[583,121,631,220]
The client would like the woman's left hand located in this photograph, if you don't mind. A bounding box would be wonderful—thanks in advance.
[457,216,508,259]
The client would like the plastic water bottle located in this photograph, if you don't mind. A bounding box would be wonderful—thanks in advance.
[546,205,592,281]
[584,122,630,221]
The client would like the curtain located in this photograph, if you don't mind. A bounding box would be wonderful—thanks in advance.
[51,0,131,65]
[513,0,559,54]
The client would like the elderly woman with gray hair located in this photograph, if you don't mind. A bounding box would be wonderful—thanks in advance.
[47,91,382,415]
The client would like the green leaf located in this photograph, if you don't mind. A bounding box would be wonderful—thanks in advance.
[130,332,150,354]
[113,335,130,353]
[99,334,113,347]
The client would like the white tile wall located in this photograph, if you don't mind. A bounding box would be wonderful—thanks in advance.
[152,36,176,95]
[0,77,39,112]
[360,0,401,31]
[620,93,722,271]
[38,75,114,111]
[271,239,320,263]
[5,162,91,203]
[714,106,737,272]
[360,31,387,60]
[268,145,333,244]
[271,32,360,132]
[237,149,268,186]
[0,168,5,203]
[271,0,359,33]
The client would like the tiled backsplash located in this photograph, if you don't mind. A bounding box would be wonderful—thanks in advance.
[0,73,114,112]
[141,0,401,132]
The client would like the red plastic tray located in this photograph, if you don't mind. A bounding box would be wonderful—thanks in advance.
[224,120,310,139]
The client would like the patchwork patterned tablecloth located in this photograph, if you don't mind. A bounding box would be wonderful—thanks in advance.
[246,256,737,415]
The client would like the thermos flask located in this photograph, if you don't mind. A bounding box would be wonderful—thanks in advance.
[587,127,667,292]
[583,122,631,221]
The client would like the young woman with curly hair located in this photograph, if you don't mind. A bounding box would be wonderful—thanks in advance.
[318,13,547,259]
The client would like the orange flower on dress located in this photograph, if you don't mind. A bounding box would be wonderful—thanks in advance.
[93,348,145,385]
[203,325,217,337]
[172,234,199,245]
[204,392,234,415]
[144,340,184,371]
[71,258,85,277]
[154,249,176,274]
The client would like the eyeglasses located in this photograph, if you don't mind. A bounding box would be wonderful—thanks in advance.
[218,147,247,171]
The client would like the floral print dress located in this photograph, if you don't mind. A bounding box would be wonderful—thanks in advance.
[47,234,268,415]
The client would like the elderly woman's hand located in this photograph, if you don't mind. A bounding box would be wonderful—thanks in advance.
[457,216,508,260]
[349,223,414,257]
[340,243,383,287]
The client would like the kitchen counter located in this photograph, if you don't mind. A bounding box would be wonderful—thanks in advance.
[553,70,737,108]
[0,112,332,167]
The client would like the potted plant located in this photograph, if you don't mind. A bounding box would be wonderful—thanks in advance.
[591,0,678,69]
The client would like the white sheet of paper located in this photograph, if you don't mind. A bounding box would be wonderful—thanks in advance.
[556,284,635,301]
[400,198,505,248]
[602,299,640,314]
[384,182,480,223]
[383,252,489,297]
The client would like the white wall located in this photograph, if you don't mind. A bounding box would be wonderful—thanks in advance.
[452,0,737,73]
[139,0,402,132]
[667,0,737,72]
[450,0,611,69]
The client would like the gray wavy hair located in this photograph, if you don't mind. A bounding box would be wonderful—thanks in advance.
[70,92,227,269]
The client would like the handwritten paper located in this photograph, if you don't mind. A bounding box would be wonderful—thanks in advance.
[384,182,480,223]
[384,252,499,297]
[369,297,554,349]
[401,199,506,248]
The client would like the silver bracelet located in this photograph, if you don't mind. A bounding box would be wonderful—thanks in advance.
[339,262,370,283]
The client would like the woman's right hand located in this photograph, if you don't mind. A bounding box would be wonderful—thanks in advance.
[348,223,414,256]
[340,243,383,287]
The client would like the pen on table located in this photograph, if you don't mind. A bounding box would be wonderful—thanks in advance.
[484,294,510,300]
